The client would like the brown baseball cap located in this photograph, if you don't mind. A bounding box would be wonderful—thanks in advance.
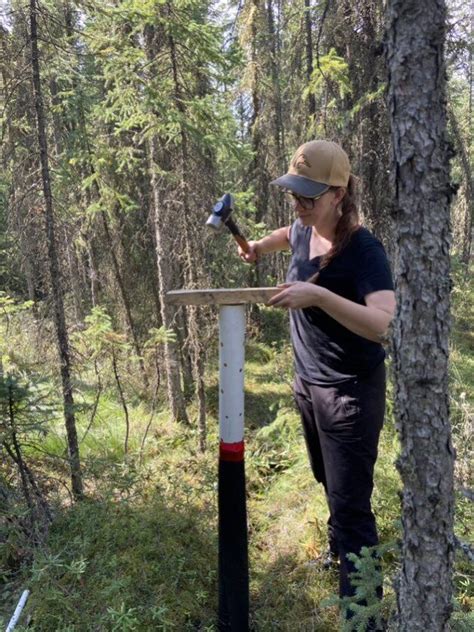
[271,140,351,197]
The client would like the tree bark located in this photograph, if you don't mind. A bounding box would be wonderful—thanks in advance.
[386,1,455,629]
[29,0,83,500]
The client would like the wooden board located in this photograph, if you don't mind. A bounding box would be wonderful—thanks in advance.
[165,287,280,306]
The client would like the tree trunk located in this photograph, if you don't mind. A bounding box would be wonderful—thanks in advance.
[386,1,455,629]
[357,3,392,246]
[142,18,189,425]
[168,20,207,440]
[266,0,287,272]
[304,0,316,118]
[29,0,83,500]
[63,6,148,385]
[266,0,286,177]
[329,0,391,247]
[63,225,83,322]
[1,27,40,305]
[189,305,207,452]
[247,0,268,297]
[448,108,473,262]
[99,209,149,390]
[249,0,268,225]
[112,348,130,455]
[147,138,189,424]
[84,228,100,308]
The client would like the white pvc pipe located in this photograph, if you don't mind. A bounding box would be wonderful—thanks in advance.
[219,305,245,444]
[6,589,30,632]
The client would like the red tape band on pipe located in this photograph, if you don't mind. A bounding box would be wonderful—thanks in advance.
[220,440,245,462]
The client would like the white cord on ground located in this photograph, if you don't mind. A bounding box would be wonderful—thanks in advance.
[6,589,30,632]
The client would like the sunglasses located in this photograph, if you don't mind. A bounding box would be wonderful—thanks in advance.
[284,189,328,210]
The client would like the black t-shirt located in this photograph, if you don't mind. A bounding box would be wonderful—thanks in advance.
[286,221,394,384]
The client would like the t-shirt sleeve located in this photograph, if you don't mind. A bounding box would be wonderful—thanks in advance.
[355,238,394,302]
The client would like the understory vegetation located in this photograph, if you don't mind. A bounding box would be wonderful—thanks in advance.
[0,262,472,631]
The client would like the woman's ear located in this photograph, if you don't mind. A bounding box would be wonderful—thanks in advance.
[333,187,346,206]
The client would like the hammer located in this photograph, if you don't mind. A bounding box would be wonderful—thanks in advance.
[206,193,250,254]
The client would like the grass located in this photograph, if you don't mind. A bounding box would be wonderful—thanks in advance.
[0,262,473,630]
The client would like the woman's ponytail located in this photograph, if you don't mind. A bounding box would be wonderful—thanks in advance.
[320,175,360,270]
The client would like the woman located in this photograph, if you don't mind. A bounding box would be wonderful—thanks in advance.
[239,140,395,621]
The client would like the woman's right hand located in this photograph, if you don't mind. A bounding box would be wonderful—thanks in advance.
[238,240,260,263]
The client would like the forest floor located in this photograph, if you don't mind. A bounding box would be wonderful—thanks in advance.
[0,263,473,631]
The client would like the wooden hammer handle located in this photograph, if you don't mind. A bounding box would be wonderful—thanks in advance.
[225,217,250,253]
[234,234,250,254]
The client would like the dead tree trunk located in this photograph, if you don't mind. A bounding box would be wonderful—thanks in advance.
[386,0,455,629]
[29,0,83,500]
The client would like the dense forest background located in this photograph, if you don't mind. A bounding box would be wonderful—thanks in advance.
[0,0,472,630]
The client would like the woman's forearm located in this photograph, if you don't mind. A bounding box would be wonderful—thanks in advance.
[318,288,392,343]
[268,282,394,343]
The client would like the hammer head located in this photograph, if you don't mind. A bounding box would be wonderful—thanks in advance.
[206,193,234,231]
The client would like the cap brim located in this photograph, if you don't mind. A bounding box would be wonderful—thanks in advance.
[270,174,329,197]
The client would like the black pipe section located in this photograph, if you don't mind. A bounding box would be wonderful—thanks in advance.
[218,458,249,631]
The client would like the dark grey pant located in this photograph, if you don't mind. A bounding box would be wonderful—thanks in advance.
[293,363,386,600]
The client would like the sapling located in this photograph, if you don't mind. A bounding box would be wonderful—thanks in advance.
[140,325,176,460]
[322,543,396,632]
[76,306,132,455]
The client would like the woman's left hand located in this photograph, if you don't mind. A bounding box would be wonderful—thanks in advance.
[267,282,327,309]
